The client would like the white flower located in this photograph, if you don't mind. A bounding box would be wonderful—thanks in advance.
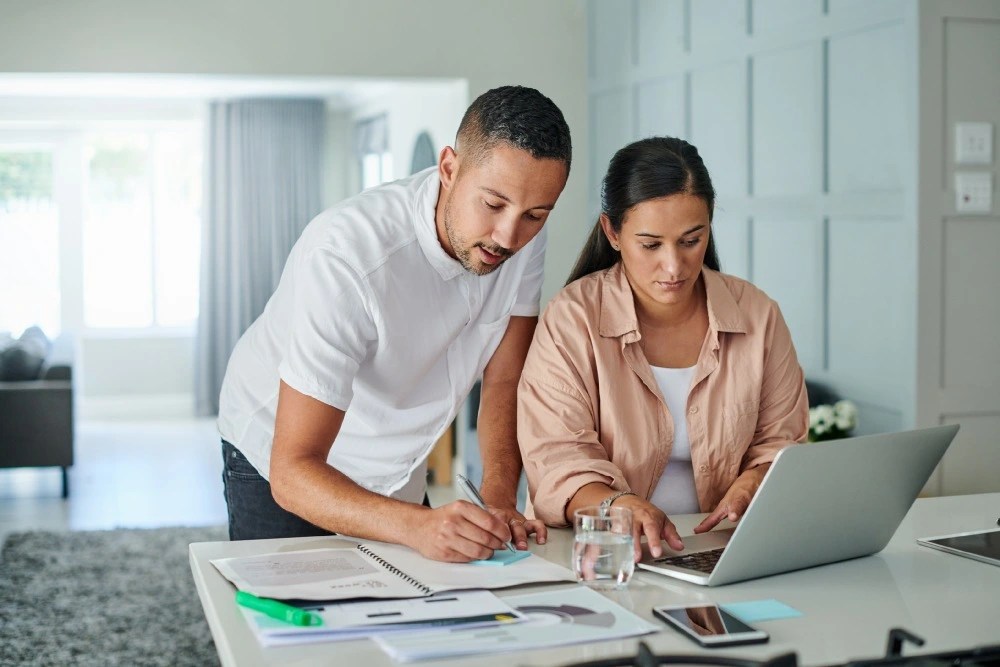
[833,400,858,430]
[809,404,835,438]
[814,404,835,426]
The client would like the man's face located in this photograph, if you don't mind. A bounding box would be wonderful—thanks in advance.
[436,143,568,276]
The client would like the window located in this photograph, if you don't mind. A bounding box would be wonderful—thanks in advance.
[0,147,60,335]
[356,114,393,190]
[0,119,202,337]
[83,127,201,328]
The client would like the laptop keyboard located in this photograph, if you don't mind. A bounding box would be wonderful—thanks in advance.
[652,547,725,574]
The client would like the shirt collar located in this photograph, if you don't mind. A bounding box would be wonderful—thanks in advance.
[412,167,466,281]
[599,263,747,339]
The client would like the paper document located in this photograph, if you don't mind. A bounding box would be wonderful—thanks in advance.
[241,590,525,647]
[375,586,658,662]
[211,540,576,601]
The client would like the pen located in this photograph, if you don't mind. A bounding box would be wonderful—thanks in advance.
[235,591,323,627]
[456,473,517,553]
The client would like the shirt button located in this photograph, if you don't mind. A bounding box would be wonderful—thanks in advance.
[689,406,698,414]
[699,465,708,473]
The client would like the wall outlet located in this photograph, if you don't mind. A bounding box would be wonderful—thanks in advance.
[955,122,993,165]
[954,172,992,214]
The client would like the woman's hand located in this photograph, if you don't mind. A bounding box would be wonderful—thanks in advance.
[614,495,685,561]
[487,505,548,549]
[693,464,770,534]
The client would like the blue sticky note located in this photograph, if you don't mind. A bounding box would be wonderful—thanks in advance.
[469,550,532,566]
[721,599,802,623]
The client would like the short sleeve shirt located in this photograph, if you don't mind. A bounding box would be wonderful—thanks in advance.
[218,167,546,502]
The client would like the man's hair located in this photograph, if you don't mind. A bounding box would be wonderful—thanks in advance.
[455,85,572,171]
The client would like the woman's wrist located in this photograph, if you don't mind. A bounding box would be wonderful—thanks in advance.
[602,490,637,509]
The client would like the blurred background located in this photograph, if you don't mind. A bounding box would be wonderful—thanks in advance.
[0,0,996,540]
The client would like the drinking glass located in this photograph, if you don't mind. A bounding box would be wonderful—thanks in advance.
[572,505,635,588]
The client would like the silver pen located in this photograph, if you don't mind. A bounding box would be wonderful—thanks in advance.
[455,474,517,552]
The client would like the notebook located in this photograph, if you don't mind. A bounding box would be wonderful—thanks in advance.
[917,528,1000,568]
[211,540,576,601]
[638,424,959,586]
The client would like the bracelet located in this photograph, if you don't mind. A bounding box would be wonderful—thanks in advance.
[601,490,637,509]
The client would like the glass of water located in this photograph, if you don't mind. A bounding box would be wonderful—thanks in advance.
[572,505,635,588]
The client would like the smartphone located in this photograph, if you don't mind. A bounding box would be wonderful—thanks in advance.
[652,604,769,647]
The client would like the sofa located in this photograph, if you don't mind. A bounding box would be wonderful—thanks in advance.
[0,327,74,497]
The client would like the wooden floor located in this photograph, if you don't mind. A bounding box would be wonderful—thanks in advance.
[0,418,457,546]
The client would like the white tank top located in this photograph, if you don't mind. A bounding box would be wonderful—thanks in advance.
[648,365,700,515]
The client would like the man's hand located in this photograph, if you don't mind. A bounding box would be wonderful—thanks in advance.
[407,500,513,562]
[614,495,685,561]
[487,505,547,549]
[693,465,769,534]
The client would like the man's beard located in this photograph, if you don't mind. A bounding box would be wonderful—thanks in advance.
[443,199,513,276]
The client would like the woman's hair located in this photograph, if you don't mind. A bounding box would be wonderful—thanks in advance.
[566,136,720,285]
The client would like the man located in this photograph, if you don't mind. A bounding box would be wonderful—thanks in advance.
[217,85,572,562]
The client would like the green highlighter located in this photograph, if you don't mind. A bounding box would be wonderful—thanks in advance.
[235,591,323,627]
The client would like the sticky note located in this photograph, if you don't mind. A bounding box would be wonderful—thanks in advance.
[722,599,802,623]
[469,550,532,566]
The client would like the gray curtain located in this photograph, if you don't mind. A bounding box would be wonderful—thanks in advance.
[195,99,325,416]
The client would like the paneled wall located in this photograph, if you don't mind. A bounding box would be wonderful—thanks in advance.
[916,0,1000,495]
[587,0,915,437]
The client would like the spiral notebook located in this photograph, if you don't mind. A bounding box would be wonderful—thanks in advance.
[211,540,576,601]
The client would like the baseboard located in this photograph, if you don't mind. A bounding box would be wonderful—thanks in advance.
[78,393,195,420]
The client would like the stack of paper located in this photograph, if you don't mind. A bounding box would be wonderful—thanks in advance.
[375,586,659,662]
[241,590,525,647]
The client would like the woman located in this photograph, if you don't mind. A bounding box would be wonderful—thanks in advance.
[517,137,808,561]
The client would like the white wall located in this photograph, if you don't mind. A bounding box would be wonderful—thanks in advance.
[77,334,195,418]
[351,80,468,185]
[915,0,1000,495]
[322,106,353,209]
[0,0,589,419]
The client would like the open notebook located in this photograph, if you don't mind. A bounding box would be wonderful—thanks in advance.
[211,540,576,601]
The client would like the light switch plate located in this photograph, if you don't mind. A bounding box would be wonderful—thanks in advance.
[955,172,992,214]
[955,122,993,165]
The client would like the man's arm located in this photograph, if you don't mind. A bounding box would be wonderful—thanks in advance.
[269,380,512,562]
[477,315,548,547]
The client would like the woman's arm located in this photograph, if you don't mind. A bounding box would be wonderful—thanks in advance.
[743,300,809,468]
[695,300,808,533]
[517,308,628,527]
[517,306,685,560]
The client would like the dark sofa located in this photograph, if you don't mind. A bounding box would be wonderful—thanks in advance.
[0,328,74,497]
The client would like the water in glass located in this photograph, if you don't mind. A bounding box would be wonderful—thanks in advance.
[572,506,634,588]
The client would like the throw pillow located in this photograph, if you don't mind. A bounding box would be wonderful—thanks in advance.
[0,327,51,381]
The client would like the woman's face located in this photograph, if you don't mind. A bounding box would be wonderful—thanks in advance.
[601,193,711,312]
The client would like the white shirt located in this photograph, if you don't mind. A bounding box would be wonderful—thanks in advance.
[648,365,700,515]
[217,167,546,502]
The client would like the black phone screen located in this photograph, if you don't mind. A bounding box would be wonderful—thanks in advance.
[658,605,757,637]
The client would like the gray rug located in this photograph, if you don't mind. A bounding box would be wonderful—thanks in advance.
[0,525,227,666]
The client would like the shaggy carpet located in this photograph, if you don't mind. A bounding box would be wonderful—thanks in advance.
[0,525,227,666]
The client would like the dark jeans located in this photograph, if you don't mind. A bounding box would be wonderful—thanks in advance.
[221,440,431,541]
[222,440,334,541]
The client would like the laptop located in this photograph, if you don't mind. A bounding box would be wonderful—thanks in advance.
[638,424,959,586]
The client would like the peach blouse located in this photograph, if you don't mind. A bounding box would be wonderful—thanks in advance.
[518,263,809,526]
